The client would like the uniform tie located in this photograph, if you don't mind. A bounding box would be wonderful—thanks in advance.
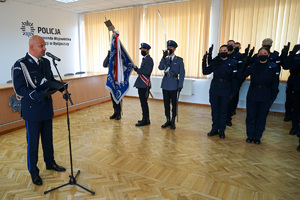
[38,59,42,67]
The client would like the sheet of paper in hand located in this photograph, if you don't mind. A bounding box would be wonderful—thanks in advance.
[36,80,64,91]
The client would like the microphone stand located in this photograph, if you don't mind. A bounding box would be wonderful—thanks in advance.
[44,59,95,195]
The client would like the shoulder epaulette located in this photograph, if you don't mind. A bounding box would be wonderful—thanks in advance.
[268,62,277,69]
[16,57,26,63]
[228,59,238,66]
[272,50,279,57]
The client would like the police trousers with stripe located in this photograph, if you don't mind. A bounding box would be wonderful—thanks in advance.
[26,120,55,175]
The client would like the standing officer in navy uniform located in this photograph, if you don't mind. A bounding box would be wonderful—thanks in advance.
[249,38,280,67]
[239,47,280,144]
[226,40,243,126]
[227,40,243,61]
[159,40,185,130]
[202,45,238,139]
[280,43,296,123]
[11,35,66,186]
[248,38,290,122]
[282,44,300,151]
[134,43,154,126]
[103,50,122,120]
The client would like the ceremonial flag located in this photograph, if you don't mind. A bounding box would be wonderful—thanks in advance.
[105,32,134,104]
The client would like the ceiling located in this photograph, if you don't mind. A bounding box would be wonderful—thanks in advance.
[11,0,179,14]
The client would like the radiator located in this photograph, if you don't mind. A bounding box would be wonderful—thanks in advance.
[150,76,194,95]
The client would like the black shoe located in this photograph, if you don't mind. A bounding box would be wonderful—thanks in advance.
[219,131,225,139]
[46,164,66,172]
[297,145,300,152]
[138,115,150,124]
[161,117,171,128]
[115,114,121,120]
[289,129,297,135]
[207,130,218,136]
[246,138,253,143]
[109,112,117,119]
[226,120,232,126]
[170,123,176,130]
[31,174,42,185]
[136,116,150,127]
[138,119,150,124]
[136,121,149,126]
[254,139,260,144]
[170,117,176,130]
[284,116,291,122]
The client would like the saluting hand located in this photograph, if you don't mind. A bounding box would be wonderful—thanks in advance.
[292,44,300,54]
[163,50,168,59]
[249,47,255,57]
[281,42,290,56]
[203,51,208,61]
[244,44,250,55]
[208,44,213,55]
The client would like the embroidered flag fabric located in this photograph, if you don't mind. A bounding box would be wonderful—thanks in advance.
[105,32,134,104]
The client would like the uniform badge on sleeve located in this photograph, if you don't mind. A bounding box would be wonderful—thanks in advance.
[8,94,21,113]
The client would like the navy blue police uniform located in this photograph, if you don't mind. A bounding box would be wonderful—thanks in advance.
[229,51,243,61]
[282,53,300,140]
[134,43,154,126]
[103,52,122,120]
[250,50,293,122]
[226,51,245,125]
[239,61,280,143]
[282,55,299,122]
[202,56,238,138]
[250,51,280,67]
[158,40,185,129]
[12,53,62,176]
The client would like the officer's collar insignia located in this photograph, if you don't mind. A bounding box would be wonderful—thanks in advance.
[28,58,33,63]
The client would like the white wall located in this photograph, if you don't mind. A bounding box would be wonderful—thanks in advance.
[0,0,80,83]
[209,0,221,58]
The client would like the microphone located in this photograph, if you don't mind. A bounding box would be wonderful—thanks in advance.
[46,52,61,61]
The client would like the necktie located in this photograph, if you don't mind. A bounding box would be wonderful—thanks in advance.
[170,57,172,65]
[38,59,42,67]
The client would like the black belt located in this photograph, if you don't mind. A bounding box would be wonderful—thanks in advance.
[164,74,178,78]
[250,83,271,89]
[213,78,231,83]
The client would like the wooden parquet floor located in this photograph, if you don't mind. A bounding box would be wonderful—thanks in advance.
[1,97,300,200]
